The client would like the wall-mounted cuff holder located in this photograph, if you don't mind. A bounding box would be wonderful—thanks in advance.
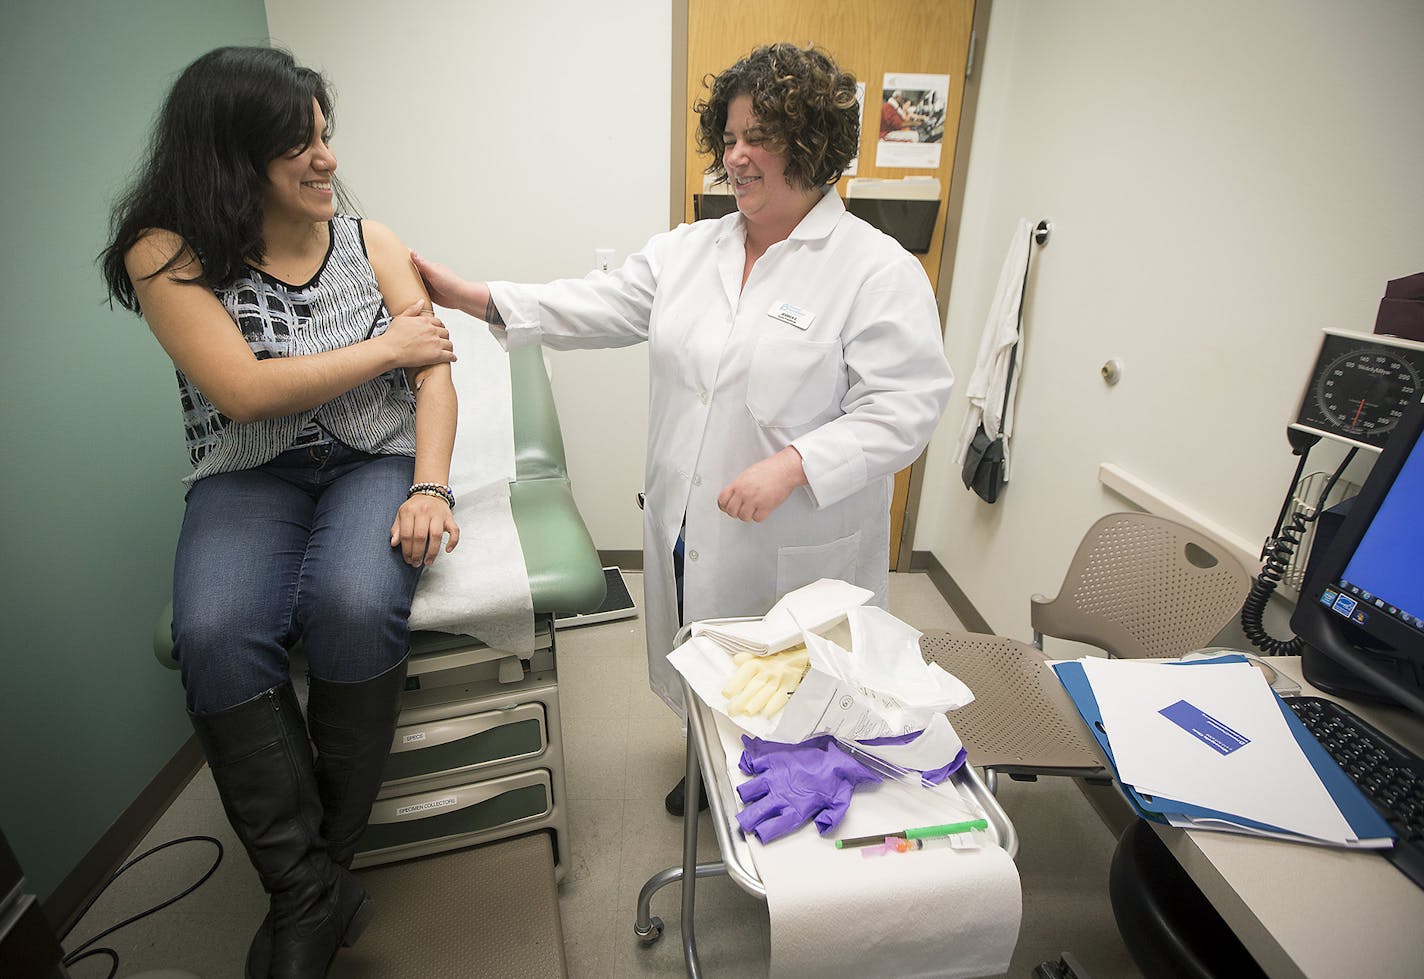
[843,198,941,253]
[845,177,942,254]
[693,193,737,222]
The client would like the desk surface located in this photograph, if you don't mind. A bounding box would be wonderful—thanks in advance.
[1153,657,1424,979]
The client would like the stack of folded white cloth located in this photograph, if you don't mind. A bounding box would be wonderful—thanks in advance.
[690,578,873,656]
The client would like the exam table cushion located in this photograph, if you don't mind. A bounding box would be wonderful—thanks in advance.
[153,344,604,668]
[151,472,604,668]
[508,476,605,613]
[509,345,568,481]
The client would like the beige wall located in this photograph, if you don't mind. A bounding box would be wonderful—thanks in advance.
[265,0,670,546]
[917,0,1424,641]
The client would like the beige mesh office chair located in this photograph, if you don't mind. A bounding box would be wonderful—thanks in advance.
[1029,512,1251,660]
[920,512,1251,781]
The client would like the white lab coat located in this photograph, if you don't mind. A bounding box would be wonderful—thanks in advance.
[489,190,953,714]
[953,218,1031,474]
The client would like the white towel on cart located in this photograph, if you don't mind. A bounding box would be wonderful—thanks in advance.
[712,713,1022,979]
[690,578,873,656]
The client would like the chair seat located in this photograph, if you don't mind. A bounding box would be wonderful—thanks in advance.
[919,631,1106,777]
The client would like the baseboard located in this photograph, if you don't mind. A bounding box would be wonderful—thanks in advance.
[45,735,204,936]
[910,550,993,634]
[600,548,989,632]
[597,549,642,571]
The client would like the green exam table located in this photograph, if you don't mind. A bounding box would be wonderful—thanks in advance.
[153,346,607,972]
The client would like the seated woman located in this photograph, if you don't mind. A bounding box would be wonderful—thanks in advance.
[100,46,459,979]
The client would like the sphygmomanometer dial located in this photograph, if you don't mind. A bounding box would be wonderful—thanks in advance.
[1292,329,1424,451]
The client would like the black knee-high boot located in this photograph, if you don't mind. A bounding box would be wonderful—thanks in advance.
[308,656,408,868]
[245,660,407,976]
[191,683,373,979]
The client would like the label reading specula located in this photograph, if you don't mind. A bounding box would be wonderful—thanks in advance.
[1159,700,1251,756]
[767,301,815,330]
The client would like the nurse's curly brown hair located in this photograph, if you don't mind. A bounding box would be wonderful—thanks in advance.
[695,43,860,190]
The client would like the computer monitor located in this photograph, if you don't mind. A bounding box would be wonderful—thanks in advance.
[1291,397,1424,717]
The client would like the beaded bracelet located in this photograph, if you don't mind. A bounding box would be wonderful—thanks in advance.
[407,482,455,510]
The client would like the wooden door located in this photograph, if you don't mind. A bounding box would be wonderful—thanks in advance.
[679,0,976,568]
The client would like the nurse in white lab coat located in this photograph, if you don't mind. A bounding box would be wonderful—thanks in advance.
[415,43,952,802]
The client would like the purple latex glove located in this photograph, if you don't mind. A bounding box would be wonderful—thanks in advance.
[735,735,884,844]
[858,731,969,784]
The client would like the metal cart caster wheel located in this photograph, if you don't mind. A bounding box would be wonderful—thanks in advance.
[635,916,664,946]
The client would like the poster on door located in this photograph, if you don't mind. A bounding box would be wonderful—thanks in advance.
[876,72,950,169]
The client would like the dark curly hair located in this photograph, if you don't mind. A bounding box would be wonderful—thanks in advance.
[695,43,860,190]
[100,46,355,313]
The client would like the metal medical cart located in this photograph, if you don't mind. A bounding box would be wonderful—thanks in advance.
[634,622,1020,977]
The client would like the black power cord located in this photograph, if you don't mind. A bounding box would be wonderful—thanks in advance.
[62,835,224,978]
[1240,432,1357,655]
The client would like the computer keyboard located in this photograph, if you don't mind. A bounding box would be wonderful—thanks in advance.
[1284,695,1424,890]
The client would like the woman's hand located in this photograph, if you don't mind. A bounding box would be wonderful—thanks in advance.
[391,493,461,567]
[410,252,491,319]
[718,446,808,522]
[380,299,456,370]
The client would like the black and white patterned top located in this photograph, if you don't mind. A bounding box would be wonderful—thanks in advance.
[177,216,417,482]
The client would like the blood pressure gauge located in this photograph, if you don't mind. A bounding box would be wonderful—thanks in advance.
[1291,329,1424,451]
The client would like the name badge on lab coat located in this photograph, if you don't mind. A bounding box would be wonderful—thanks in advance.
[767,301,815,331]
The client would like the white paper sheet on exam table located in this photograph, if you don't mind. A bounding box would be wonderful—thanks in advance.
[407,307,534,653]
[1079,657,1359,844]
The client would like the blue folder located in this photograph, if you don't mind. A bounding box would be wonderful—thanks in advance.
[1052,654,1394,844]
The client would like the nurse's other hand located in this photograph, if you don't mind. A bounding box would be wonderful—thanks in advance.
[410,251,489,317]
[718,447,807,522]
[391,494,461,567]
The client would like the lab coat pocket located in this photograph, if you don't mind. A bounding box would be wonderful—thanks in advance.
[776,532,860,598]
[746,336,841,429]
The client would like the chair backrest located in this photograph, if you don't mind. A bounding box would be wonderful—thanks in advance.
[919,631,1105,776]
[1031,512,1251,659]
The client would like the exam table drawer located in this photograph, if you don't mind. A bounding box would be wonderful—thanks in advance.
[382,702,547,788]
[358,769,552,856]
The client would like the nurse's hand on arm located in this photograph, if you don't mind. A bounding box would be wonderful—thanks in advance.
[409,251,497,323]
[718,446,808,522]
[128,232,456,424]
[367,222,461,566]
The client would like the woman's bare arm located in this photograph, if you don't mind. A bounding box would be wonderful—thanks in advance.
[365,220,461,566]
[128,229,454,423]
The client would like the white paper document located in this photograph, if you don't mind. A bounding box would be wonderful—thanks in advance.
[1080,658,1360,844]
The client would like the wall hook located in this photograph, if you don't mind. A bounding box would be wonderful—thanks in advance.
[1034,219,1052,246]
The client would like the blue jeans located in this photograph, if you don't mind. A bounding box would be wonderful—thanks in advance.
[173,443,422,713]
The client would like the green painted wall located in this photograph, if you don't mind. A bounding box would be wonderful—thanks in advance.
[0,0,269,901]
